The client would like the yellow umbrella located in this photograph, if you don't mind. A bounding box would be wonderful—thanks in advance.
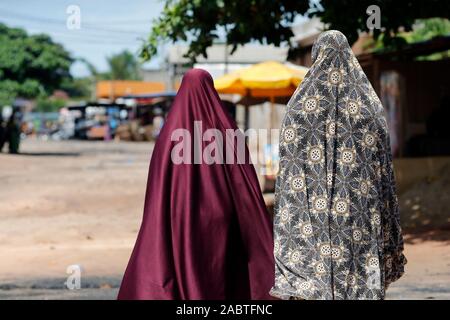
[214,61,308,97]
[214,61,308,129]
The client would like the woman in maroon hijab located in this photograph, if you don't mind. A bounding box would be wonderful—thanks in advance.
[118,69,274,300]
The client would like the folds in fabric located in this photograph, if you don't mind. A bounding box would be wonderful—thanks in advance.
[118,69,274,300]
[272,30,406,300]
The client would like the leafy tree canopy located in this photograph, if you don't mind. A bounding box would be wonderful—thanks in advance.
[104,50,142,81]
[141,0,450,62]
[141,0,309,62]
[0,23,74,106]
[366,18,450,60]
[315,0,450,47]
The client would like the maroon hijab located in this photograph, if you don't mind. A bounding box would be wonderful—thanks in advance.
[118,69,274,300]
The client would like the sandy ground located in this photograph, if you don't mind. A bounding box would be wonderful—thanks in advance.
[0,139,449,300]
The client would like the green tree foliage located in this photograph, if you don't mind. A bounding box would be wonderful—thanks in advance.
[0,23,73,106]
[60,51,143,102]
[141,0,450,62]
[141,0,309,62]
[104,50,142,80]
[60,76,93,100]
[408,18,450,43]
[363,18,450,59]
[35,96,66,113]
[313,0,450,47]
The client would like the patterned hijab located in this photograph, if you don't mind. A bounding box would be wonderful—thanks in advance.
[271,30,406,300]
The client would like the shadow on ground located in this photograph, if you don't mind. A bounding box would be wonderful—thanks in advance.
[403,228,450,244]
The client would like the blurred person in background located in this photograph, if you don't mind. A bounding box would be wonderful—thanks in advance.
[6,109,21,154]
[0,112,5,152]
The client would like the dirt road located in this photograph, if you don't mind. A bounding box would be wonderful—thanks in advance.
[0,139,449,299]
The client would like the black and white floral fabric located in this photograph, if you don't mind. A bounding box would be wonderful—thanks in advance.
[270,30,407,300]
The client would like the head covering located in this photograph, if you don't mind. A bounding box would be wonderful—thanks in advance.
[118,68,274,300]
[271,30,406,300]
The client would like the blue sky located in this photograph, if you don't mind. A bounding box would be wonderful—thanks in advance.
[0,0,165,77]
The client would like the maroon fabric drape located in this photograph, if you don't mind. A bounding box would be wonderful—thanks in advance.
[118,69,274,300]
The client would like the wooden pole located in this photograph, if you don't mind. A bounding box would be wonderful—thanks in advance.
[244,88,250,132]
[270,95,275,129]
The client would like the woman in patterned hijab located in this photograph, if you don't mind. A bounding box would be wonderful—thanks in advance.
[271,30,406,300]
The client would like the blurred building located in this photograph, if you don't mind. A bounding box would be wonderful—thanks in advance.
[164,43,288,88]
[96,80,165,100]
[141,68,172,90]
[290,17,324,67]
[290,19,450,158]
[358,36,450,157]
